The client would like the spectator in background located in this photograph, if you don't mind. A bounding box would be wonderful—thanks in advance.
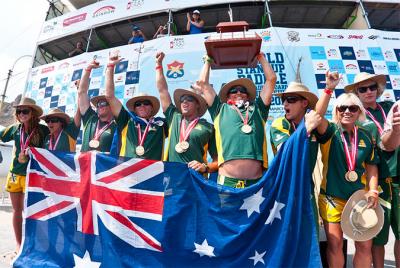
[128,26,147,44]
[68,41,84,57]
[186,10,204,34]
[153,24,175,39]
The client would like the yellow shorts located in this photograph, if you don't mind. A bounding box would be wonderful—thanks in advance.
[318,194,347,223]
[6,173,26,193]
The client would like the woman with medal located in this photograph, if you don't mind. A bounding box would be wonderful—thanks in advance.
[195,53,276,188]
[77,56,117,153]
[104,51,167,160]
[156,52,218,174]
[314,92,379,268]
[0,97,48,252]
[41,108,80,152]
[344,73,399,268]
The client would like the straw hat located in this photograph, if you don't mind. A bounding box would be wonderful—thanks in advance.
[344,72,386,97]
[173,88,208,117]
[275,82,318,109]
[126,93,160,118]
[13,97,43,117]
[219,78,257,103]
[90,95,108,107]
[40,108,70,124]
[341,190,384,241]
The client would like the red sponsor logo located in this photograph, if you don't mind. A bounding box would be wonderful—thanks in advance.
[348,35,363,39]
[63,13,87,27]
[93,6,115,18]
[73,61,87,67]
[345,64,357,70]
[41,66,55,74]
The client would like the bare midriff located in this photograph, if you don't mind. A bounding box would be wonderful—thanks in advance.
[219,159,263,179]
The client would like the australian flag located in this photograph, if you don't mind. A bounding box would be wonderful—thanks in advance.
[13,123,321,267]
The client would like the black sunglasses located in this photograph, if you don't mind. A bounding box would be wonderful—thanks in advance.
[228,86,248,95]
[16,109,31,115]
[337,105,360,113]
[357,84,378,94]
[282,95,304,104]
[97,101,109,108]
[45,117,61,123]
[134,100,152,107]
[180,95,196,103]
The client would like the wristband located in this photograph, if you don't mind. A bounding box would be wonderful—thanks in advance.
[324,88,333,95]
[155,65,163,70]
[369,189,379,195]
[202,163,209,173]
[107,64,115,69]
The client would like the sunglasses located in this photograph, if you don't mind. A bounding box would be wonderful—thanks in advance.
[337,105,360,113]
[357,84,378,94]
[45,117,61,123]
[16,109,31,115]
[97,101,109,108]
[282,96,304,104]
[180,95,196,103]
[134,100,152,107]
[228,86,248,95]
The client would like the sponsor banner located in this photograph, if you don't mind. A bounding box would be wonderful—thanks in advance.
[26,27,400,123]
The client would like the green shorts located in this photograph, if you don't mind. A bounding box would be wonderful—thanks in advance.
[373,177,400,245]
[217,175,260,188]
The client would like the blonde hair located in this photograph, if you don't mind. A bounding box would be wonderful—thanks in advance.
[332,93,366,123]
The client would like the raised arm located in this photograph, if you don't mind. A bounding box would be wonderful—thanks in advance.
[186,13,191,32]
[77,60,99,115]
[191,19,204,28]
[105,51,123,117]
[155,52,172,112]
[73,80,81,128]
[315,70,340,135]
[193,57,216,107]
[258,53,277,106]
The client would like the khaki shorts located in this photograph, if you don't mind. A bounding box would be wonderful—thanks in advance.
[318,193,347,223]
[6,173,26,193]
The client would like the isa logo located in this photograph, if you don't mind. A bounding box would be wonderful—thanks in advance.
[166,61,184,79]
[261,31,272,42]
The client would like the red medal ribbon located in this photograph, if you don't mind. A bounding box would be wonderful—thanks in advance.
[48,130,63,150]
[179,117,199,142]
[364,104,387,135]
[93,120,113,141]
[136,120,152,147]
[230,105,250,126]
[340,126,358,172]
[20,125,36,152]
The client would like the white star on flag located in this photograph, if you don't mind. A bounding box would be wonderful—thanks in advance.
[240,188,265,217]
[193,239,216,257]
[73,251,101,268]
[249,250,266,266]
[265,201,285,225]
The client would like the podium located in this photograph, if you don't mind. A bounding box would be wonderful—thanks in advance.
[204,21,262,69]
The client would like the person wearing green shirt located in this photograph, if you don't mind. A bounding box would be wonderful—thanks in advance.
[41,108,81,152]
[78,58,117,153]
[156,52,218,174]
[105,52,166,160]
[315,92,379,268]
[0,97,48,252]
[344,72,399,268]
[194,53,276,188]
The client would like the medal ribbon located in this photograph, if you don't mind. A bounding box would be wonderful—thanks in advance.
[20,126,36,152]
[179,118,199,142]
[93,120,113,141]
[340,126,358,172]
[231,105,250,127]
[364,104,387,135]
[136,120,152,147]
[49,130,63,150]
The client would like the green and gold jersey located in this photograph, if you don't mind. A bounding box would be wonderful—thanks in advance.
[44,119,80,152]
[164,104,217,164]
[0,123,49,175]
[208,96,269,168]
[318,122,379,200]
[361,101,398,179]
[81,108,117,153]
[270,116,319,171]
[116,108,166,160]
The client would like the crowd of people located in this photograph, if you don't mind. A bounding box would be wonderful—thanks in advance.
[1,49,399,267]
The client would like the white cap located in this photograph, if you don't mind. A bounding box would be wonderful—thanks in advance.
[193,10,200,14]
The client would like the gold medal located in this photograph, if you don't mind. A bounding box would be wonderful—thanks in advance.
[175,143,184,153]
[89,139,100,149]
[241,124,252,134]
[18,152,28,164]
[345,171,358,182]
[135,145,145,156]
[180,141,190,151]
